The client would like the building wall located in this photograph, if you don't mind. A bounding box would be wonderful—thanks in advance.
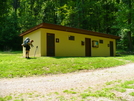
[91,37,115,56]
[40,28,116,57]
[40,28,47,56]
[23,29,41,57]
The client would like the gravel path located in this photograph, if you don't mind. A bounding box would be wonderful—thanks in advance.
[0,63,134,101]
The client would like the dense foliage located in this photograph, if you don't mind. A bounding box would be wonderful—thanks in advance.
[0,0,133,51]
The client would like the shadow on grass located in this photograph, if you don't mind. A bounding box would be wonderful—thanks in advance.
[0,51,22,54]
[47,54,134,59]
[25,57,37,59]
[47,56,122,59]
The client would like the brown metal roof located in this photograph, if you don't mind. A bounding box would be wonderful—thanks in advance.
[19,23,120,39]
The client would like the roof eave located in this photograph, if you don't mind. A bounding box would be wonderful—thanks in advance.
[19,23,44,37]
[19,23,121,40]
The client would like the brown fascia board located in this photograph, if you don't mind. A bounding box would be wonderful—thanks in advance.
[19,23,43,37]
[19,23,120,39]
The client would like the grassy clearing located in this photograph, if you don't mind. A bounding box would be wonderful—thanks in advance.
[0,51,134,78]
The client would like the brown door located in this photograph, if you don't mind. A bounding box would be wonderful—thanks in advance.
[110,41,114,56]
[47,33,55,56]
[85,38,91,56]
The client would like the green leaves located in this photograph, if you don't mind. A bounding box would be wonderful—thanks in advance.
[0,0,134,51]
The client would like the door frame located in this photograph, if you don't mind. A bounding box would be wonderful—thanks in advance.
[110,41,114,56]
[46,33,55,56]
[85,38,91,57]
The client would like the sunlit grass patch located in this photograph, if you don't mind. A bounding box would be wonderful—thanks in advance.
[0,51,133,78]
[0,96,12,101]
[80,87,115,99]
[105,80,122,85]
[118,80,134,89]
[129,92,134,96]
[63,89,77,94]
[80,79,134,100]
[117,55,134,62]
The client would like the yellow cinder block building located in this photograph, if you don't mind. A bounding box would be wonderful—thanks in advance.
[19,23,120,57]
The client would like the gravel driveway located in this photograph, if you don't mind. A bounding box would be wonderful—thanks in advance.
[0,63,134,101]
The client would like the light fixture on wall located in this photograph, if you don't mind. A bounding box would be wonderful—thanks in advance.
[56,38,59,43]
[81,41,84,45]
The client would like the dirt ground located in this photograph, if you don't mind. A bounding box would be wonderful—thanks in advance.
[0,63,134,101]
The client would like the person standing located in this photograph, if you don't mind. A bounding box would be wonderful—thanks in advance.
[22,37,34,59]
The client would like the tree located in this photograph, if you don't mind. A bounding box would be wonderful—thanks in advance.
[0,0,133,51]
[115,0,133,51]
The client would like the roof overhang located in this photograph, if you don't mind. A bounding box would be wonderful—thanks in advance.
[19,23,120,39]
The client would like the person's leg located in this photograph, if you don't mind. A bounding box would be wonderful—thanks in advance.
[26,50,29,58]
[27,45,30,58]
[27,50,30,58]
[25,45,30,58]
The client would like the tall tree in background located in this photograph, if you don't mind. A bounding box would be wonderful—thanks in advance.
[43,0,57,24]
[115,0,133,50]
[0,0,7,49]
[18,0,43,32]
[0,0,133,51]
[0,0,21,50]
[127,0,133,51]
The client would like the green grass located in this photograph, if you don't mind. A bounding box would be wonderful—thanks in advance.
[0,51,134,78]
[80,88,116,99]
[105,80,122,85]
[63,89,77,94]
[80,79,134,100]
[117,80,134,89]
[118,55,134,62]
[129,92,134,96]
[0,96,12,101]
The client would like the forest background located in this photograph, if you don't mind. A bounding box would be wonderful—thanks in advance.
[0,0,134,51]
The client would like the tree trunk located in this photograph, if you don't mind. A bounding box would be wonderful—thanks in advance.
[127,31,133,51]
[127,0,133,51]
